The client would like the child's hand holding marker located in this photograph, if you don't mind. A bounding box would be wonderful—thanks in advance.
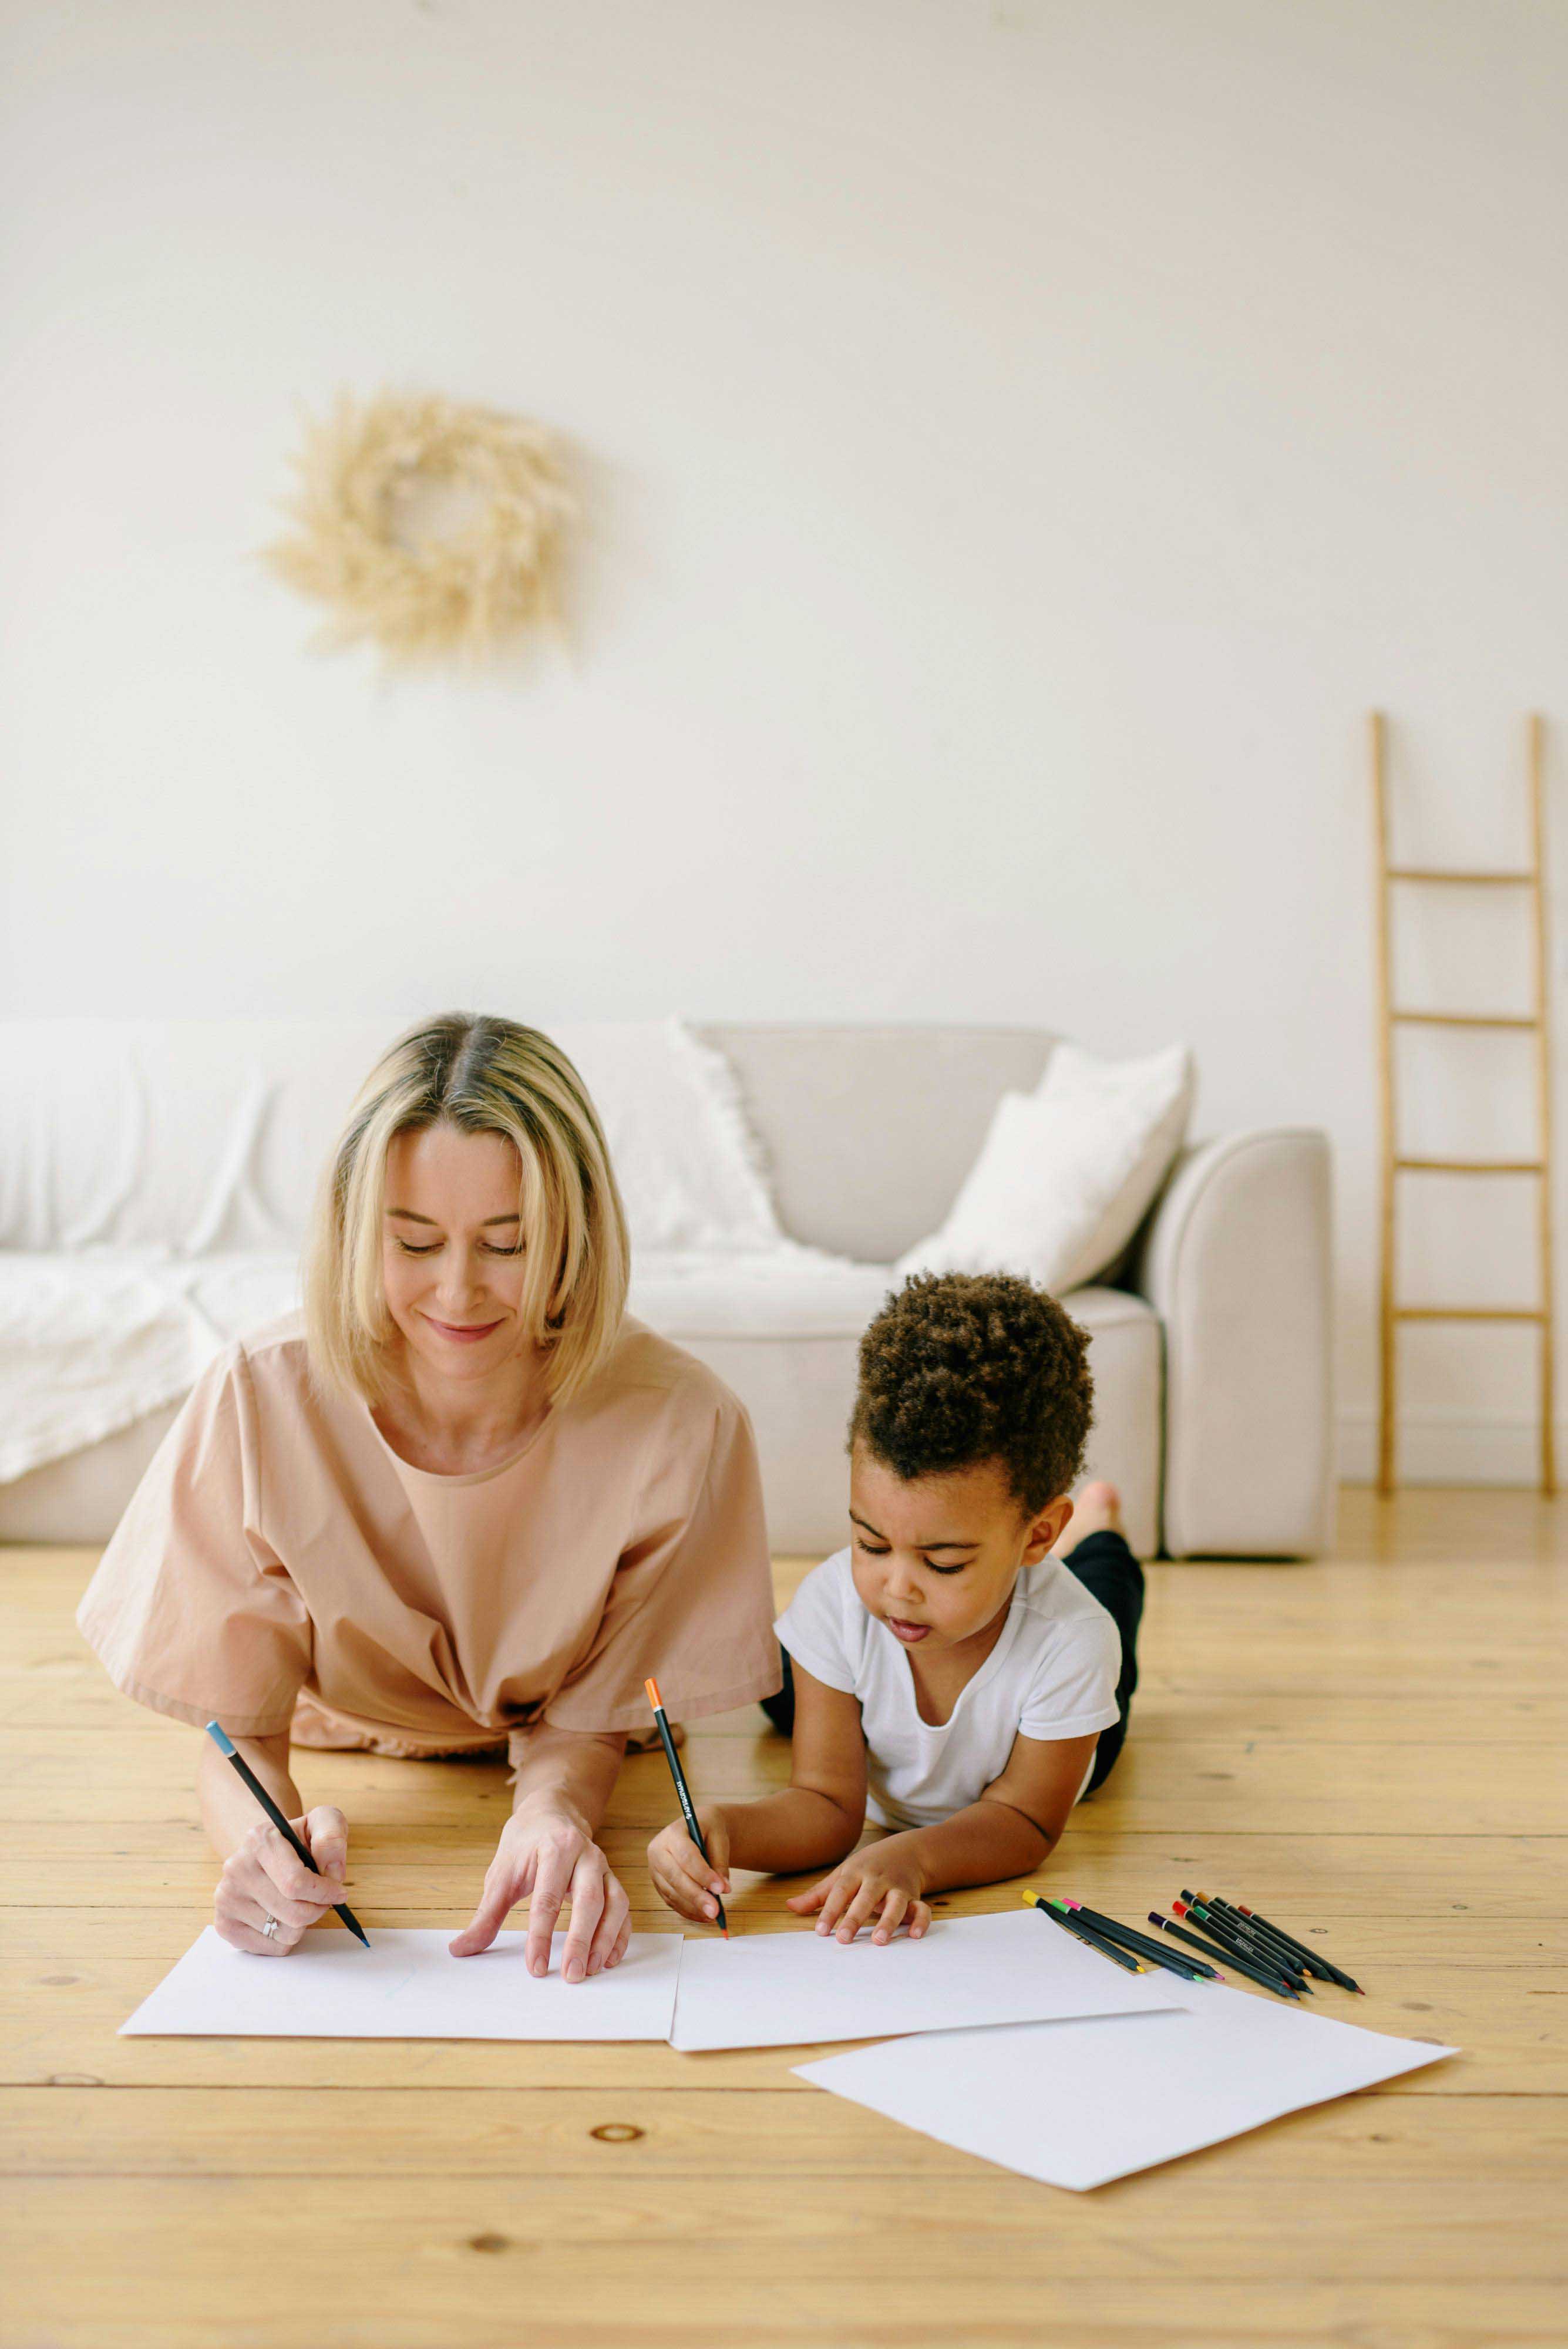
[644,1678,729,1935]
[647,1803,732,1926]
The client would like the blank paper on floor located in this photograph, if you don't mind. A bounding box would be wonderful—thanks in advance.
[668,1909,1179,2052]
[795,1984,1457,2188]
[121,1926,684,2041]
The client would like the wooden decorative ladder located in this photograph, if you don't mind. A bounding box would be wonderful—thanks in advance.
[1370,712,1556,1495]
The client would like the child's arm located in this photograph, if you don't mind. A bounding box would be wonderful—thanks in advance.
[787,1728,1099,1945]
[646,1661,867,1924]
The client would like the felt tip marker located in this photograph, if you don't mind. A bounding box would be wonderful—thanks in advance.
[1233,1900,1364,1993]
[1190,1891,1342,1987]
[1171,1900,1311,1993]
[1062,1900,1222,1981]
[645,1679,727,1936]
[1022,1893,1144,1973]
[1173,1899,1314,1992]
[1146,1912,1300,2000]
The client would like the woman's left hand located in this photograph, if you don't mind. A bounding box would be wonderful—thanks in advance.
[449,1808,632,1981]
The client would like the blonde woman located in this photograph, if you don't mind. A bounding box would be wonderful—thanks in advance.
[78,1015,780,1982]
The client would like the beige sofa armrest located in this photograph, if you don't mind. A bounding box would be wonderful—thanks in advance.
[1130,1129,1334,1558]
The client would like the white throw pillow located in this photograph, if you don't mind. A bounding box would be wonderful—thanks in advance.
[894,1042,1194,1295]
[556,1021,788,1254]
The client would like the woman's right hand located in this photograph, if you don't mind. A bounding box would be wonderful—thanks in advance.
[647,1805,731,1924]
[213,1806,350,1956]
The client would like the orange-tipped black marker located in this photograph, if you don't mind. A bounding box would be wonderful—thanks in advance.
[645,1678,728,1937]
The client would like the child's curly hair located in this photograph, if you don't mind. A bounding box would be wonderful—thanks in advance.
[849,1271,1094,1516]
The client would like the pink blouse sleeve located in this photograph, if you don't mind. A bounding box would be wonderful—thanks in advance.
[76,1345,312,1738]
[542,1377,781,1734]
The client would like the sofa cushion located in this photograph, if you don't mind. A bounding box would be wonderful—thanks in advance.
[697,1025,1056,1261]
[630,1250,894,1341]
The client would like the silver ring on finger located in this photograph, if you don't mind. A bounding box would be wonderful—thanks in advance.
[261,1914,281,1940]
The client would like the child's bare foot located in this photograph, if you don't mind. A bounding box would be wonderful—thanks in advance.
[1052,1479,1123,1553]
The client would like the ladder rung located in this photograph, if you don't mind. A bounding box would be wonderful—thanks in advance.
[1395,1157,1545,1175]
[1387,867,1535,885]
[1391,1010,1537,1030]
[1395,1306,1546,1323]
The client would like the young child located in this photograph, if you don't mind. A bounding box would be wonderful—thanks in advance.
[647,1271,1145,1944]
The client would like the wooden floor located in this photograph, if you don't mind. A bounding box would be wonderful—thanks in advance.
[3,1489,1565,2349]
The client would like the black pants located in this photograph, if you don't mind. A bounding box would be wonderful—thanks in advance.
[761,1529,1145,1796]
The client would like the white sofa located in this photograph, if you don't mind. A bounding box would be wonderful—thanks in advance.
[0,1021,1333,1557]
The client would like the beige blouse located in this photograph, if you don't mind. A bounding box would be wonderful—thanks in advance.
[78,1313,780,1759]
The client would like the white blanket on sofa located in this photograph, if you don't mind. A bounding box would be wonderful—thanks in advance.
[0,1252,295,1482]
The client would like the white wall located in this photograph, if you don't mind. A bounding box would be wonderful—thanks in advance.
[2,0,1564,1480]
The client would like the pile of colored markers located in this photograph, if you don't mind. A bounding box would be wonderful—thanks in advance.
[1025,1889,1362,2002]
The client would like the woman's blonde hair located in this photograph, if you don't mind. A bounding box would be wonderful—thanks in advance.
[305,1014,629,1408]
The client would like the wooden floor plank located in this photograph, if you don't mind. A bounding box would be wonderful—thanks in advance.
[9,2084,1567,2179]
[5,2181,1567,2349]
[7,1735,1563,1829]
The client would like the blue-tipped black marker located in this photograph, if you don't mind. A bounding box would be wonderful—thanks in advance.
[204,1721,368,1947]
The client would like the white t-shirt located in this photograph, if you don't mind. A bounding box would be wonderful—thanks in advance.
[775,1546,1122,1830]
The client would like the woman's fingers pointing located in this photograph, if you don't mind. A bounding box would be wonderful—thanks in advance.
[558,1857,605,1984]
[523,1845,575,1977]
[449,1815,629,1980]
[448,1865,523,1957]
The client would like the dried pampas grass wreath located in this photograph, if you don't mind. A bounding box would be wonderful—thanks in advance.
[263,391,576,665]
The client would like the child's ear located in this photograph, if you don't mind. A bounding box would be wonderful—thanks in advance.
[1022,1496,1074,1563]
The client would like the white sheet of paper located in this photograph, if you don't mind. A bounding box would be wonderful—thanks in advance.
[668,1909,1179,2052]
[120,1927,684,2041]
[796,1985,1458,2188]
